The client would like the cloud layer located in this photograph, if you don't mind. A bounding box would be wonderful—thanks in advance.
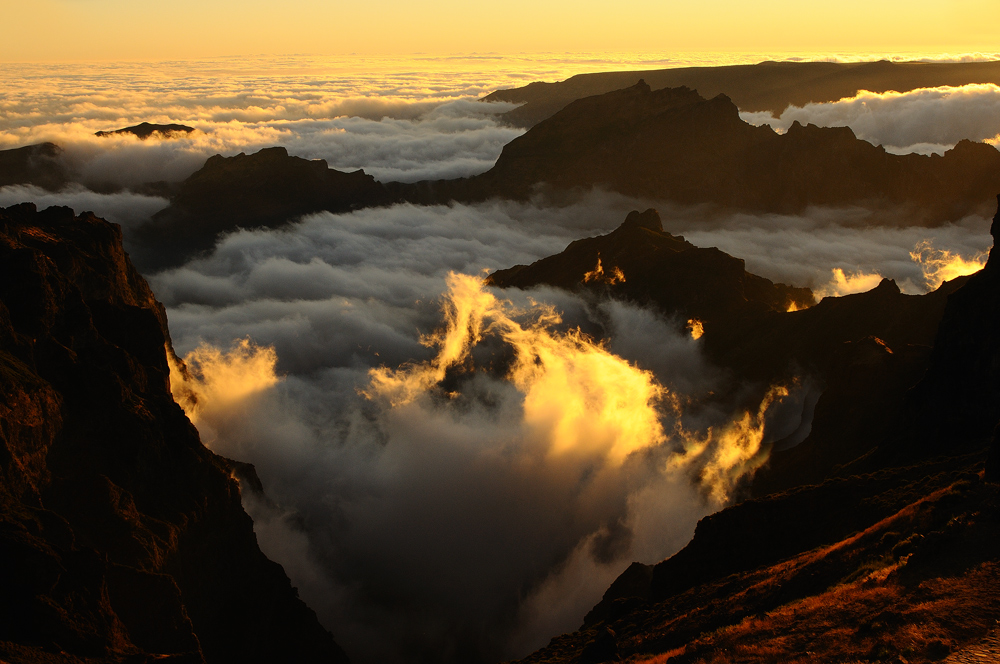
[741,84,1000,155]
[149,195,993,663]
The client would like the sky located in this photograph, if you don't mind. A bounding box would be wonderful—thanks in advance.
[3,0,1000,62]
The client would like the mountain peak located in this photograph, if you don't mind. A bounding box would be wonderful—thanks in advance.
[621,208,663,232]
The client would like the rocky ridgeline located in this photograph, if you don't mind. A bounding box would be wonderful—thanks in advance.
[502,204,1000,663]
[0,204,349,663]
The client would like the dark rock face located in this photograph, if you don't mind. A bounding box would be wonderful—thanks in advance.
[131,146,389,271]
[487,207,814,328]
[508,200,1000,664]
[459,82,1000,221]
[0,143,69,192]
[95,123,196,140]
[487,209,964,493]
[484,59,1000,128]
[901,195,1000,453]
[0,203,348,663]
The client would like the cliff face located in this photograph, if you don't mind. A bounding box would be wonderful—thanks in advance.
[132,146,390,271]
[0,203,348,663]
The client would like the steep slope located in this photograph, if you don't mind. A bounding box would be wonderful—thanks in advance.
[504,202,1000,664]
[484,59,1000,128]
[0,203,349,663]
[458,82,1000,221]
[132,146,390,271]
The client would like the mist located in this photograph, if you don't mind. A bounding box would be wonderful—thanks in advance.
[144,192,993,663]
[0,184,168,230]
[740,83,1000,155]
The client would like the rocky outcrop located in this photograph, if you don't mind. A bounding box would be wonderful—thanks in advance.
[0,143,69,192]
[487,207,813,325]
[0,203,348,663]
[484,59,1000,128]
[131,147,390,271]
[455,82,1000,221]
[487,207,975,494]
[508,200,1000,664]
[96,123,196,139]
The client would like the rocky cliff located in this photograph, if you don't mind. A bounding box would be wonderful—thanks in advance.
[503,203,1000,664]
[131,146,390,271]
[451,82,1000,222]
[0,203,349,663]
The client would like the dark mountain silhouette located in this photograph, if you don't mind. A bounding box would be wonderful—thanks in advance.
[0,203,349,664]
[489,208,969,495]
[96,122,196,139]
[484,59,1000,128]
[131,146,390,271]
[0,143,69,191]
[501,202,1000,664]
[487,207,814,328]
[422,82,1000,222]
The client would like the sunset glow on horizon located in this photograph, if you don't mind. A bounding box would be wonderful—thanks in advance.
[3,0,1000,63]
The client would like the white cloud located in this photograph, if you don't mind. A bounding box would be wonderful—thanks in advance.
[741,84,1000,155]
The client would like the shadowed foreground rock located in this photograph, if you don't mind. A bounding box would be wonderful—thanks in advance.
[0,203,349,663]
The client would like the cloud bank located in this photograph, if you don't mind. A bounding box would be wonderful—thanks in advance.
[0,184,168,230]
[741,84,1000,155]
[148,195,993,663]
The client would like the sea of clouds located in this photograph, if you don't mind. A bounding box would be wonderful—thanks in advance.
[2,54,998,663]
[151,193,992,663]
[741,84,1000,155]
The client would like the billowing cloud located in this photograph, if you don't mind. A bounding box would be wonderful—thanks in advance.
[1,100,522,189]
[147,194,993,663]
[741,84,1000,155]
[657,205,993,294]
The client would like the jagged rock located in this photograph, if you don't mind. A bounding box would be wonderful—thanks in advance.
[402,82,1000,223]
[96,123,196,139]
[0,203,349,663]
[487,207,813,326]
[507,196,1000,664]
[486,208,975,493]
[131,146,390,271]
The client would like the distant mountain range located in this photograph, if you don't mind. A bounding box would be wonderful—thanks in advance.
[5,72,1000,271]
[484,59,1000,128]
[401,81,1000,221]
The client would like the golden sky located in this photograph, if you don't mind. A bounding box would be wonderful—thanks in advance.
[2,0,999,62]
